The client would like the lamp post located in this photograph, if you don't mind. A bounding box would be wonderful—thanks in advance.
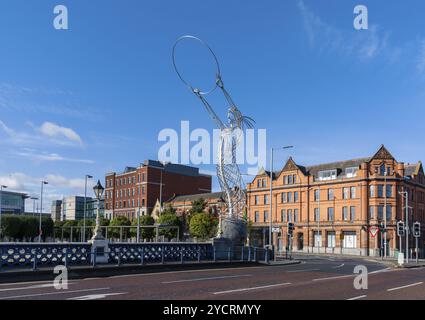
[39,181,48,242]
[269,146,294,250]
[91,180,105,241]
[398,189,410,264]
[0,185,7,240]
[83,174,93,242]
[137,206,141,243]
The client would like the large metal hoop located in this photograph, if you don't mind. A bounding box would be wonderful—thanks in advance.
[172,35,221,95]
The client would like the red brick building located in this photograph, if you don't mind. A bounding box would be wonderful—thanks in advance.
[104,160,211,220]
[247,146,425,257]
[165,192,226,216]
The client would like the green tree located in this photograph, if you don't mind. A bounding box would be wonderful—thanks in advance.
[109,216,131,240]
[19,216,38,240]
[189,198,208,215]
[2,215,22,239]
[189,212,216,240]
[157,213,181,240]
[130,215,155,240]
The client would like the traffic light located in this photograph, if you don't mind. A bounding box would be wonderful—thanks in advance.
[413,222,421,238]
[287,222,295,237]
[397,221,405,237]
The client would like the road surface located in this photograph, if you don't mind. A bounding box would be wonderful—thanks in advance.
[0,255,424,300]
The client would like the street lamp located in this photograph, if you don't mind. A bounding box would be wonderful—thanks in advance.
[83,174,93,242]
[0,185,7,240]
[91,180,105,240]
[39,181,48,242]
[269,146,294,250]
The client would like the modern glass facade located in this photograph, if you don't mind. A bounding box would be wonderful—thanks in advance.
[0,191,27,214]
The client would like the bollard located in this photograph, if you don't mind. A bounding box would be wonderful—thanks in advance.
[32,249,37,271]
[248,247,251,262]
[197,247,201,263]
[254,247,257,262]
[265,248,269,264]
[241,247,244,262]
[213,247,216,262]
[140,247,144,265]
[180,247,184,265]
[161,246,165,264]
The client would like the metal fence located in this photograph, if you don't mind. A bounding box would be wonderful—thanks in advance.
[0,242,270,271]
[0,243,92,269]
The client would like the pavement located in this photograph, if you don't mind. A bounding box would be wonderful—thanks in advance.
[0,254,424,300]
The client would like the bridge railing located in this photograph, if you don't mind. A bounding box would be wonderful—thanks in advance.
[0,242,270,271]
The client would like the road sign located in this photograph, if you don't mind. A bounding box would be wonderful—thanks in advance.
[272,227,280,233]
[369,226,379,238]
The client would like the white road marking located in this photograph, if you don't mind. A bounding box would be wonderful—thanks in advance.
[332,263,345,269]
[312,274,354,282]
[286,269,319,273]
[0,280,52,287]
[347,295,367,300]
[387,282,423,292]
[67,293,126,300]
[0,282,75,292]
[162,274,252,284]
[0,287,109,300]
[213,282,291,295]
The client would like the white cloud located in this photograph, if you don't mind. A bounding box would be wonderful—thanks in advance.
[0,120,84,147]
[0,172,97,213]
[297,0,391,61]
[39,122,83,146]
[15,150,94,164]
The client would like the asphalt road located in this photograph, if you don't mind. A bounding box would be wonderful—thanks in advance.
[0,255,424,300]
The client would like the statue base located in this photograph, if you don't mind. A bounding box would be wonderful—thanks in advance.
[89,239,109,264]
[213,216,247,259]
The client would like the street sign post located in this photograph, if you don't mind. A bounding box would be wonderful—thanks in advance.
[369,226,379,238]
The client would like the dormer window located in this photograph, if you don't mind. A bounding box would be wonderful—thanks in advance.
[345,167,358,178]
[317,169,337,181]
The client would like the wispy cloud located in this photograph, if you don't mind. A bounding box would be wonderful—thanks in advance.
[38,122,83,146]
[0,120,84,147]
[15,149,94,164]
[297,0,392,61]
[0,83,104,120]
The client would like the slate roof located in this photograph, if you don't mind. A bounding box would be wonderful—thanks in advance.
[168,192,224,203]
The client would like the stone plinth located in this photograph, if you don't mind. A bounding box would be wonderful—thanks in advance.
[89,239,109,264]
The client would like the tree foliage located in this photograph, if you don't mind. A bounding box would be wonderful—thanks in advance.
[157,213,181,239]
[189,212,218,240]
[130,215,155,239]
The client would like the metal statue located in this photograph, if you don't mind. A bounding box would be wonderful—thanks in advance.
[172,36,254,239]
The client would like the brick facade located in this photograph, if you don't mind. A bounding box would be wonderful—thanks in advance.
[104,160,211,220]
[247,145,425,257]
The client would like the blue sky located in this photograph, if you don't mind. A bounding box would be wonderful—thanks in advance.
[1,0,425,212]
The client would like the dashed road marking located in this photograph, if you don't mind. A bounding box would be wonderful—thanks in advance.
[213,282,291,295]
[0,287,110,300]
[387,282,423,292]
[347,295,367,300]
[162,274,252,284]
[67,292,126,300]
